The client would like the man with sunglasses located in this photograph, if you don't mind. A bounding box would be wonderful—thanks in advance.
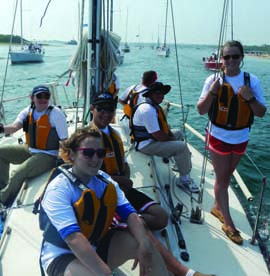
[0,85,68,206]
[90,92,169,231]
[90,92,214,276]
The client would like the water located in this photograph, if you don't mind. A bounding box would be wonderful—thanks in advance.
[1,42,270,233]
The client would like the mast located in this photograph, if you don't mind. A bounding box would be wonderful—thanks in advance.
[230,0,234,40]
[20,0,23,49]
[88,0,101,105]
[163,0,169,47]
[124,9,128,45]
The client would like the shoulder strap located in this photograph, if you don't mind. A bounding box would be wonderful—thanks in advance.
[244,72,250,87]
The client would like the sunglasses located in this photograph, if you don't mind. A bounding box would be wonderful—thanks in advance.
[95,106,116,113]
[75,147,106,159]
[222,54,242,61]
[36,93,50,100]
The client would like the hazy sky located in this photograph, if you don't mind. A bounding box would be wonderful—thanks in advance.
[1,0,269,46]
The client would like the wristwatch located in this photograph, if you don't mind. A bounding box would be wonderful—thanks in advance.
[246,96,256,104]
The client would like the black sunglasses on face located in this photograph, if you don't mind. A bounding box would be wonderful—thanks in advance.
[36,93,50,99]
[95,106,116,113]
[75,148,106,159]
[222,54,242,60]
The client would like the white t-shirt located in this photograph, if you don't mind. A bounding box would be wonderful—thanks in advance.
[15,105,68,156]
[199,71,267,144]
[40,169,134,271]
[119,84,147,105]
[132,99,160,150]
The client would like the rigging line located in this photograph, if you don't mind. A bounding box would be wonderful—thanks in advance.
[169,0,186,140]
[0,0,19,124]
[39,0,52,27]
[198,0,230,205]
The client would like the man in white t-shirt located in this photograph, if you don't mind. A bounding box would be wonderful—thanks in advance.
[131,82,199,193]
[0,85,68,205]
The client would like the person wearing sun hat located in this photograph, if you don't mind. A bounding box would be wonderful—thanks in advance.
[130,81,199,193]
[0,84,68,206]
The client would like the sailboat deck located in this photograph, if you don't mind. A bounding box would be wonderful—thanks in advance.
[0,109,268,276]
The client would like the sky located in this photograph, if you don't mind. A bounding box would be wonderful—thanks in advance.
[0,0,269,46]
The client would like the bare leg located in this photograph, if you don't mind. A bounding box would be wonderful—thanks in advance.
[210,151,243,231]
[141,204,169,231]
[107,230,169,276]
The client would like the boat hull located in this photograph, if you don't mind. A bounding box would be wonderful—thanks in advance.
[203,61,223,71]
[9,51,44,64]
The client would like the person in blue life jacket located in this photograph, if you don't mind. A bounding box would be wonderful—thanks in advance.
[130,81,200,193]
[0,85,68,205]
[90,92,215,276]
[197,40,267,245]
[40,127,169,276]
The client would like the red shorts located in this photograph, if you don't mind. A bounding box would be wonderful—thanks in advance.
[207,134,248,155]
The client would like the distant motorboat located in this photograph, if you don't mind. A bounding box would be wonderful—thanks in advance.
[202,54,223,71]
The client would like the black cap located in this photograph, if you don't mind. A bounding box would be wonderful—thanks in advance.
[143,82,171,97]
[32,85,51,96]
[92,92,118,107]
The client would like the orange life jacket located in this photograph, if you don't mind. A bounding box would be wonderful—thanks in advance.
[24,106,60,150]
[208,72,254,130]
[130,102,169,150]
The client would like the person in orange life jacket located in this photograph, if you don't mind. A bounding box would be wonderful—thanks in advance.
[90,92,168,231]
[40,127,169,276]
[197,40,267,245]
[131,82,199,193]
[90,93,215,276]
[0,85,68,205]
[118,70,158,109]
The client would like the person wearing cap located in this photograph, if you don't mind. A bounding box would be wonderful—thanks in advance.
[90,92,214,276]
[0,85,68,205]
[130,81,199,193]
[90,92,169,230]
[119,70,158,119]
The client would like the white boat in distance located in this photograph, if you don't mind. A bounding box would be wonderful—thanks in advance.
[9,43,45,64]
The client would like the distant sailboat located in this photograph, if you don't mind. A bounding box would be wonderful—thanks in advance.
[156,0,170,57]
[9,0,45,64]
[121,9,130,53]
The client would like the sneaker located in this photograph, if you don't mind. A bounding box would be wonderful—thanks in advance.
[176,178,200,193]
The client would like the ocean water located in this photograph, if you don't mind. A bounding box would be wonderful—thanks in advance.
[0,42,269,231]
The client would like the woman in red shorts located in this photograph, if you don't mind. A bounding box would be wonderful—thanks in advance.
[197,40,267,245]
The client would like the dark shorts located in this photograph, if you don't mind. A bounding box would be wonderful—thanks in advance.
[208,134,248,155]
[125,187,157,212]
[46,229,118,276]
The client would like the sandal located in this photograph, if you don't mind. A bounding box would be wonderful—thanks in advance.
[222,224,243,245]
[210,207,224,223]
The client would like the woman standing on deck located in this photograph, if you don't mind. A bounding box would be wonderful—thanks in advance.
[197,40,267,245]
